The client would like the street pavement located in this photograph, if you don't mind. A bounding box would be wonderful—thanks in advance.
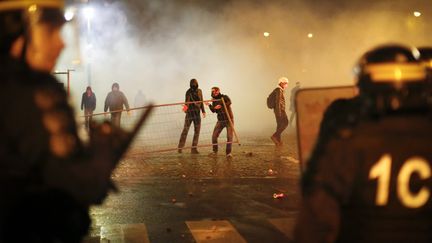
[84,129,301,243]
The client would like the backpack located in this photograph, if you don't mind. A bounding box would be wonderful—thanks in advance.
[267,88,277,109]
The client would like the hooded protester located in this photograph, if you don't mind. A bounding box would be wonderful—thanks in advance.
[81,86,96,131]
[104,82,130,127]
[208,86,234,158]
[178,78,206,154]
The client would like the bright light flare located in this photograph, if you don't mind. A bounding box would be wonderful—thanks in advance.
[64,8,75,21]
[83,7,94,20]
[307,33,313,38]
[413,11,421,17]
[263,32,270,37]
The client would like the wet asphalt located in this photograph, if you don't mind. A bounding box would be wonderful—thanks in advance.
[86,129,301,243]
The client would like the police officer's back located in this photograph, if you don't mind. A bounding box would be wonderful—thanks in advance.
[295,45,432,243]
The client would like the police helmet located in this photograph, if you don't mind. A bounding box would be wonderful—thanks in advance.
[355,44,429,111]
[0,0,65,54]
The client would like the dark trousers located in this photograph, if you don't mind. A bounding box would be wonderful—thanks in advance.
[212,120,233,154]
[178,112,201,149]
[84,108,93,131]
[273,112,288,142]
[111,112,122,127]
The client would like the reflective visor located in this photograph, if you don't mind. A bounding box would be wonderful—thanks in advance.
[364,63,426,83]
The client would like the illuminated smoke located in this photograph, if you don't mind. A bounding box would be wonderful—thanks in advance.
[57,0,432,135]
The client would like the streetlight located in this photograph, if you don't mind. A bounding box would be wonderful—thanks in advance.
[83,6,94,33]
[64,7,75,21]
[413,11,421,17]
[82,6,94,86]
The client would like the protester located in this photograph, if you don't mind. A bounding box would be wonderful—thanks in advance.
[208,87,234,158]
[269,77,289,146]
[178,78,206,154]
[81,86,96,131]
[104,82,130,127]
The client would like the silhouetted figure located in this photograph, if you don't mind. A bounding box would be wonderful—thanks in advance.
[81,86,96,131]
[134,89,146,108]
[289,81,300,126]
[178,79,206,154]
[104,82,130,127]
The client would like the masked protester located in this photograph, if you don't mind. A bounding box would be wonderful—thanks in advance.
[295,44,432,243]
[208,86,234,158]
[0,1,130,242]
[178,78,206,154]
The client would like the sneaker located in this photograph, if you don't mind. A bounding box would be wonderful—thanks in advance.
[177,149,182,153]
[270,136,280,146]
[191,149,199,154]
[226,153,233,159]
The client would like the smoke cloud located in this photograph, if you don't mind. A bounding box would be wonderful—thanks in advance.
[57,0,432,135]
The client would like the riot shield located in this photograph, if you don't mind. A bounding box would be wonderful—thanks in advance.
[295,86,357,172]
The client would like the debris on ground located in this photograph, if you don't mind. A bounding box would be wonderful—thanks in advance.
[281,156,299,163]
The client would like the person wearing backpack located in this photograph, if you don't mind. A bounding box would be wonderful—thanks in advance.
[268,77,289,146]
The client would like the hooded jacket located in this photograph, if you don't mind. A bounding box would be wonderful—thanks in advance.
[185,79,205,113]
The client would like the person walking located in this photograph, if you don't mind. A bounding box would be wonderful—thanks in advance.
[104,82,130,127]
[81,86,96,131]
[178,79,206,154]
[270,77,289,146]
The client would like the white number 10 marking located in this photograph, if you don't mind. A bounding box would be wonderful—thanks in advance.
[369,154,431,208]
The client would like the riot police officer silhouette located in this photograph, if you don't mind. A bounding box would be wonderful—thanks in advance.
[295,45,432,243]
[0,1,137,242]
